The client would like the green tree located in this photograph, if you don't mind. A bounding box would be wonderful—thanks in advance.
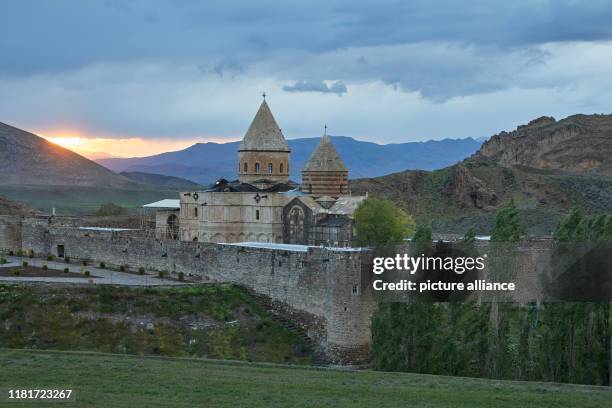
[491,200,523,242]
[412,225,432,243]
[462,226,476,245]
[354,197,415,246]
[96,203,128,216]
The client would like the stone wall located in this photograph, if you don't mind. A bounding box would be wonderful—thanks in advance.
[4,215,559,364]
[0,215,23,252]
[17,216,374,364]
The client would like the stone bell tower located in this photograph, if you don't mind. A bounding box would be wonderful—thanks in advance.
[238,96,291,185]
[301,128,349,197]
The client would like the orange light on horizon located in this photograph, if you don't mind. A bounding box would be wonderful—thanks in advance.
[39,131,239,158]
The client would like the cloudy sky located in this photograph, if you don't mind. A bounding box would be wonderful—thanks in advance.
[1,0,612,157]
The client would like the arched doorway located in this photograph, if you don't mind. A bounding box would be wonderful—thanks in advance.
[288,206,305,244]
[166,214,179,240]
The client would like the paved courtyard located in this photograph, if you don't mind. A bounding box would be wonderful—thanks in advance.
[0,256,189,286]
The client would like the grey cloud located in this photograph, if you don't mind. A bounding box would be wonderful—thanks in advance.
[283,80,347,96]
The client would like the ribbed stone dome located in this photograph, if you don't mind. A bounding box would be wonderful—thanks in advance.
[302,134,347,172]
[238,101,290,152]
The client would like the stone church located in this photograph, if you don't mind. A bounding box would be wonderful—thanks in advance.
[153,98,365,247]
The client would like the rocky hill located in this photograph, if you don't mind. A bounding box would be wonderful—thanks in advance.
[0,122,138,188]
[475,114,612,174]
[351,114,612,235]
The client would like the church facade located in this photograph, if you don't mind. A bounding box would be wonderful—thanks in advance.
[157,98,365,247]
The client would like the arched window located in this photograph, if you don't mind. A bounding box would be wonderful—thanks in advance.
[268,163,273,174]
[243,162,248,172]
[255,209,260,220]
[194,207,198,218]
[280,163,284,173]
[255,163,260,173]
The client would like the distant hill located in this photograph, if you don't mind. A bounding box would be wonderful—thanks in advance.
[0,196,38,216]
[120,171,202,189]
[97,136,482,184]
[351,114,612,235]
[0,122,137,188]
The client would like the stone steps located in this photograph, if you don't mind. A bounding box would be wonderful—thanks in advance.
[248,291,328,365]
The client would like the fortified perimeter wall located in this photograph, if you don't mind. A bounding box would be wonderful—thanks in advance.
[16,216,376,364]
[3,216,560,364]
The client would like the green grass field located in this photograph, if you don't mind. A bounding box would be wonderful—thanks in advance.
[0,349,609,407]
[0,185,178,215]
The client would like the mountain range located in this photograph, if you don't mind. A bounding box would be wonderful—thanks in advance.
[96,136,483,184]
[351,114,612,235]
[0,122,137,188]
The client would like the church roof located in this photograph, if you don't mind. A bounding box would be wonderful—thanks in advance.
[302,134,348,172]
[238,100,290,152]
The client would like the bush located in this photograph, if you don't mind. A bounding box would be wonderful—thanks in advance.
[178,272,185,281]
[12,269,20,276]
[99,262,106,269]
[42,264,48,270]
[96,202,128,216]
[47,255,54,261]
[138,267,145,275]
[22,261,28,267]
[63,267,69,273]
[84,270,91,277]
[65,256,70,263]
[0,257,6,265]
[354,196,416,246]
[28,250,34,258]
[158,271,165,278]
[16,250,22,257]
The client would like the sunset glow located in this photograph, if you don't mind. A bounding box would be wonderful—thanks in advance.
[40,132,237,159]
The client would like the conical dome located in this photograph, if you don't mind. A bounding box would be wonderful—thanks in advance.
[238,100,290,152]
[303,134,347,172]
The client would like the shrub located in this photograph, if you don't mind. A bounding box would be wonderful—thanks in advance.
[178,272,185,281]
[28,250,34,258]
[65,256,70,263]
[22,261,28,267]
[12,269,20,276]
[47,255,54,261]
[138,267,145,275]
[84,270,91,277]
[96,202,128,216]
[16,250,22,257]
[0,257,6,264]
[42,264,48,270]
[158,270,165,278]
[63,267,69,273]
[99,262,106,269]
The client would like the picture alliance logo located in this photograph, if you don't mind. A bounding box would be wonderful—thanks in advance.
[372,253,488,275]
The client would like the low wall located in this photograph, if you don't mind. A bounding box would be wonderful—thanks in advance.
[19,217,375,364]
[0,215,23,253]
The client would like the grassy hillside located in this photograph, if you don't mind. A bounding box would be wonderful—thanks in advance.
[0,121,137,188]
[0,185,178,215]
[0,349,609,407]
[351,158,612,235]
[0,284,312,365]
